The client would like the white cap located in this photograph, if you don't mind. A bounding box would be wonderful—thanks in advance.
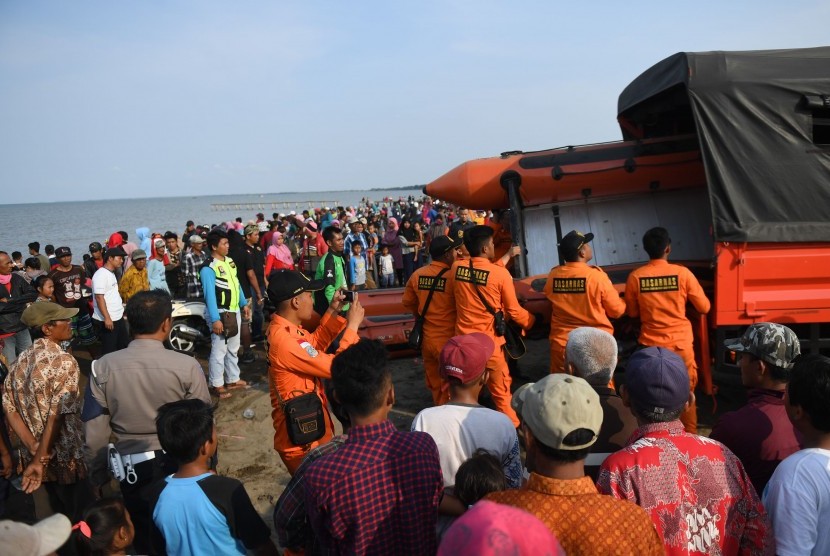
[0,514,72,556]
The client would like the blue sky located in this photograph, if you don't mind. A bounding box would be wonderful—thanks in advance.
[1,1,827,204]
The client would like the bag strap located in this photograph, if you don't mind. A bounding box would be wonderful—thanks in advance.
[417,267,450,319]
[469,259,498,316]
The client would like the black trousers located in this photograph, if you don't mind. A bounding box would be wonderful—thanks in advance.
[120,451,177,556]
[95,318,130,355]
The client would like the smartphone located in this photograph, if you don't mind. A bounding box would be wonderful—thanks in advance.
[342,290,356,303]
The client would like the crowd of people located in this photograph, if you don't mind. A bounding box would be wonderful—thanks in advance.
[0,194,829,555]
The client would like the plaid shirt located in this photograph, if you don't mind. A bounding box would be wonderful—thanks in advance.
[273,435,347,554]
[183,250,208,299]
[303,420,442,555]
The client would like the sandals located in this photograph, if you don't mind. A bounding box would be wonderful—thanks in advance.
[210,380,249,400]
[210,386,232,399]
[225,380,249,390]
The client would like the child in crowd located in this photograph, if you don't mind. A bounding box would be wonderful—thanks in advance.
[72,497,135,556]
[150,399,278,556]
[366,222,378,272]
[33,275,54,302]
[454,449,508,508]
[378,245,395,288]
[349,243,367,290]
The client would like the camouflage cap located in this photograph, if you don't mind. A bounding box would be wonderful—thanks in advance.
[725,323,801,369]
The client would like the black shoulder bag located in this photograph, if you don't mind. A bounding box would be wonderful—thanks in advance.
[408,268,449,350]
[276,386,326,446]
[468,259,527,359]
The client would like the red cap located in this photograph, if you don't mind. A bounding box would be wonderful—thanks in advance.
[439,333,495,383]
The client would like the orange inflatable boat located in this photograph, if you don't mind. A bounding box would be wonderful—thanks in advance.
[424,134,704,208]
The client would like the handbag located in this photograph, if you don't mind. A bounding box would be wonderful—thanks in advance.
[469,260,527,359]
[277,388,326,446]
[221,311,239,339]
[408,268,449,350]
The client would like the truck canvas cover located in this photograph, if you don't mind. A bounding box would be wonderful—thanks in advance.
[617,47,830,243]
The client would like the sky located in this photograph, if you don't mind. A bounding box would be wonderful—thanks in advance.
[1,1,827,204]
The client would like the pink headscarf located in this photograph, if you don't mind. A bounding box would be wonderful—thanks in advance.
[267,232,294,268]
[438,501,565,556]
[383,217,399,246]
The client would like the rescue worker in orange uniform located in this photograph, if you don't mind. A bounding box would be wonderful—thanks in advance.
[266,269,365,475]
[402,235,461,405]
[625,227,711,433]
[452,225,535,427]
[545,230,626,374]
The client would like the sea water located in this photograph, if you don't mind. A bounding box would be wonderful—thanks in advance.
[0,188,421,261]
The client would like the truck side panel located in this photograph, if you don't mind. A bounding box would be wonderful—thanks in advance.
[714,243,830,326]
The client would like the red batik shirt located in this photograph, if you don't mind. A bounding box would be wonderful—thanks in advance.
[597,421,774,556]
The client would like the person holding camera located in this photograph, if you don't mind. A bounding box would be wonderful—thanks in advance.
[266,270,364,475]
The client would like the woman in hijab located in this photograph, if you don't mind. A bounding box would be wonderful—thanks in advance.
[264,231,295,284]
[383,217,404,286]
[399,219,419,284]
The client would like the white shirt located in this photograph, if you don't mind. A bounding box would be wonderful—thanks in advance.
[379,254,394,275]
[764,448,830,556]
[412,403,522,489]
[92,267,124,321]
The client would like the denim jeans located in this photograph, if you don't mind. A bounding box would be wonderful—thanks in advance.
[208,311,241,387]
[1,328,32,365]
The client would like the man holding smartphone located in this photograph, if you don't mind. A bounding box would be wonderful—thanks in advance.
[266,270,364,474]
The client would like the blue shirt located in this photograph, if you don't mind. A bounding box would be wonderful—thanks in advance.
[151,472,270,556]
[146,258,170,293]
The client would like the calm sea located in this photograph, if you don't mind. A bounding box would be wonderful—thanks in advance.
[0,188,422,261]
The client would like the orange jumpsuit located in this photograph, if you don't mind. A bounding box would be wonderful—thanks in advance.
[402,261,456,405]
[544,262,626,374]
[453,257,535,427]
[267,311,359,475]
[625,259,711,433]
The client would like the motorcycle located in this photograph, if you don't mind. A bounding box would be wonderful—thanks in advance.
[167,299,210,354]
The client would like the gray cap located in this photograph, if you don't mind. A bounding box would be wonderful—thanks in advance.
[130,249,147,261]
[725,323,801,370]
[189,235,205,244]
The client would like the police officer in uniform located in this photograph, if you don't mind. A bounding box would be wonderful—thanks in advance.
[84,290,211,555]
[452,225,535,427]
[544,230,626,374]
[625,227,710,432]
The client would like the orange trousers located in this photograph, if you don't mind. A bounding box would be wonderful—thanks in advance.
[276,412,334,476]
[486,346,520,427]
[549,333,568,374]
[423,337,451,406]
[671,342,698,434]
